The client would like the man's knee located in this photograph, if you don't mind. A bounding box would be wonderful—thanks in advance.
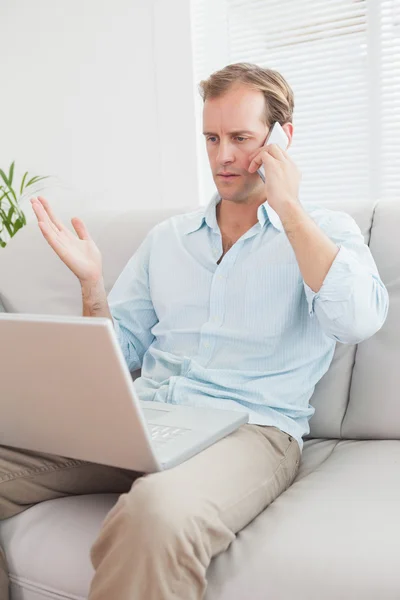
[89,475,216,598]
[122,474,204,539]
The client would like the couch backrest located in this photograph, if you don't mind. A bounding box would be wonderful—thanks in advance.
[302,199,376,441]
[0,208,186,315]
[0,198,392,441]
[341,199,400,441]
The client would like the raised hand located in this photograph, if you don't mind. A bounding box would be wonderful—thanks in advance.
[30,196,103,284]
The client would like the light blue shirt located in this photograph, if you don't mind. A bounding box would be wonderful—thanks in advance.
[108,194,389,451]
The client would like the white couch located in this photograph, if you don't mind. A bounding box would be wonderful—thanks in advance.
[0,197,399,599]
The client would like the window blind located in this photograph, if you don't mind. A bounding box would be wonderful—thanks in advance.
[191,0,400,206]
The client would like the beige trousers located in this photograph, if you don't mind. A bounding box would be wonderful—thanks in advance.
[0,424,301,600]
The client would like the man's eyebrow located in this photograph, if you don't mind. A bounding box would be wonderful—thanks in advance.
[202,130,256,136]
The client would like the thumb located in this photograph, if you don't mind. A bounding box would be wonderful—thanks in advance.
[71,217,91,241]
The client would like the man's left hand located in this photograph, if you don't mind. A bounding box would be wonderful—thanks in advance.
[247,144,302,217]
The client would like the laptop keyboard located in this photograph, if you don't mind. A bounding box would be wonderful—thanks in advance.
[148,424,189,446]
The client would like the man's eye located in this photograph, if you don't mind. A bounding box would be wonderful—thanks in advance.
[206,136,247,143]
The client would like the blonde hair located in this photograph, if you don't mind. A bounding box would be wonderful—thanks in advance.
[198,62,294,126]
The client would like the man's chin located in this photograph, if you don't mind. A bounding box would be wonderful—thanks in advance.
[218,192,246,204]
[215,184,247,203]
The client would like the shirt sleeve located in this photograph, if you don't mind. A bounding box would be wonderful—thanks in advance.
[107,226,159,371]
[303,210,389,345]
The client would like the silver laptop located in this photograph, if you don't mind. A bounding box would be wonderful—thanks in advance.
[0,313,248,472]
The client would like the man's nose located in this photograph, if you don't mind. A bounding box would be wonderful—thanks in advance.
[216,141,235,164]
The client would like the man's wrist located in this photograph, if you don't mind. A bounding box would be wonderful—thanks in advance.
[81,277,107,312]
[277,200,307,233]
[81,277,105,296]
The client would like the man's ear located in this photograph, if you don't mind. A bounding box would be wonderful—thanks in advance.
[282,122,294,150]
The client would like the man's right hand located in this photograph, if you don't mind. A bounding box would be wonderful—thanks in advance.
[30,196,103,285]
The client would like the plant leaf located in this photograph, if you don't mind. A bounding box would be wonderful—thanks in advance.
[0,208,14,236]
[8,161,15,187]
[20,171,29,195]
[0,170,17,203]
[0,169,9,187]
[7,206,15,221]
[0,187,17,210]
[0,189,10,204]
[0,189,25,225]
[26,175,50,187]
[12,217,24,236]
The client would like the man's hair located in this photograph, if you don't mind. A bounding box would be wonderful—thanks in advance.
[198,62,294,126]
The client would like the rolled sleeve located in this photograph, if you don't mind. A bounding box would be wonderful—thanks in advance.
[303,211,389,345]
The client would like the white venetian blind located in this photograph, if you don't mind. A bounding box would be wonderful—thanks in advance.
[191,0,400,206]
[381,0,400,199]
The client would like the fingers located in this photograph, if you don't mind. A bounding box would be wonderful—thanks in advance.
[30,198,60,235]
[248,144,287,173]
[37,220,68,258]
[248,149,273,173]
[71,217,91,241]
[267,144,286,161]
[36,196,66,231]
[31,197,92,244]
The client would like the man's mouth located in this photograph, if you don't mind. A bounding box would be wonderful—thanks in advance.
[218,174,239,179]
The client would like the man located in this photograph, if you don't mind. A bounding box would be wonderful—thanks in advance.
[0,63,389,600]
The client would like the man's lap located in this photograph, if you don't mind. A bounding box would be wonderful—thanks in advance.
[140,423,300,534]
[0,424,300,527]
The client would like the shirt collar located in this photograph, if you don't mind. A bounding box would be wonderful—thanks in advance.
[182,192,284,235]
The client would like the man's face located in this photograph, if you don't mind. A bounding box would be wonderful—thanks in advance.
[202,84,270,204]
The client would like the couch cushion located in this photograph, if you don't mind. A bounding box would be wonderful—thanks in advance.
[1,439,399,600]
[0,494,107,599]
[343,198,400,440]
[206,439,400,599]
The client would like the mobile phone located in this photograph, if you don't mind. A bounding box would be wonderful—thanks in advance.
[257,122,289,183]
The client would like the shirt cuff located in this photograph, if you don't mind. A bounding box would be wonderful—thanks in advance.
[303,245,359,319]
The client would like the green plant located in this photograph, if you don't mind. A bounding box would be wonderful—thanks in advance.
[0,160,50,248]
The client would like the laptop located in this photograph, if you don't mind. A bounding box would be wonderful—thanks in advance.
[0,313,248,472]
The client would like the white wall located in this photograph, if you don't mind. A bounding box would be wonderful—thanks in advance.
[0,0,200,221]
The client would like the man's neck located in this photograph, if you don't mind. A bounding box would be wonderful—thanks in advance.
[216,197,264,234]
